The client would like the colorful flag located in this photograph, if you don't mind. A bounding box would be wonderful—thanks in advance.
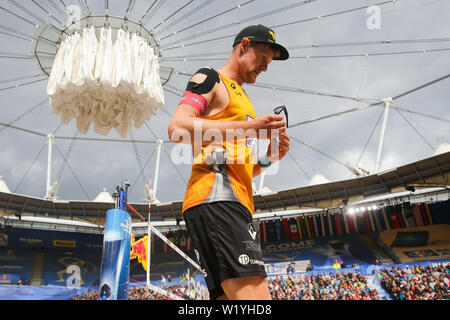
[383,208,390,229]
[180,232,187,251]
[288,218,299,240]
[413,204,424,226]
[320,214,327,237]
[130,234,149,271]
[282,218,291,240]
[424,203,433,225]
[296,217,303,239]
[274,219,286,241]
[312,215,319,238]
[261,220,269,243]
[327,212,335,236]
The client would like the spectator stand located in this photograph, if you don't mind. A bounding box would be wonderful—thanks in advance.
[0,248,34,285]
[377,260,450,300]
[267,266,380,300]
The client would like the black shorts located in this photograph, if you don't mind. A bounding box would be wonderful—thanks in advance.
[183,201,266,300]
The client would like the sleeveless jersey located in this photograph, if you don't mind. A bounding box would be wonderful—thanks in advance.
[182,70,257,215]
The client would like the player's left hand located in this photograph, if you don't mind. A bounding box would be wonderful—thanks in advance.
[267,132,290,162]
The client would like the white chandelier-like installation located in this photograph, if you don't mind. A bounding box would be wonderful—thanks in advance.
[46,24,165,138]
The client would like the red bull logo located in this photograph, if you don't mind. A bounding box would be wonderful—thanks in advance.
[130,235,148,271]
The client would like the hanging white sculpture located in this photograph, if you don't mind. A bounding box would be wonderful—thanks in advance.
[47,26,164,138]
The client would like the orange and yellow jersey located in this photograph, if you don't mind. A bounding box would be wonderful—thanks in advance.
[182,70,257,215]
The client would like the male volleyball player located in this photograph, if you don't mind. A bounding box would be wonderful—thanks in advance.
[168,24,290,300]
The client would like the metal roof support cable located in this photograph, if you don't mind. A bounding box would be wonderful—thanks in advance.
[0,73,46,86]
[155,0,215,36]
[0,30,31,42]
[289,103,378,129]
[12,143,47,194]
[353,109,385,174]
[288,37,450,51]
[0,24,58,44]
[163,84,185,97]
[6,0,63,35]
[0,122,46,138]
[137,0,159,26]
[289,47,450,60]
[0,97,49,136]
[160,0,318,49]
[143,121,188,187]
[287,152,311,181]
[31,0,64,26]
[0,6,39,28]
[150,0,194,31]
[11,123,64,195]
[53,142,92,201]
[393,108,435,151]
[159,0,256,41]
[52,130,79,197]
[161,33,235,52]
[290,136,351,173]
[124,0,136,20]
[162,47,450,61]
[162,147,188,187]
[7,0,47,25]
[159,0,397,51]
[129,149,156,194]
[78,0,91,17]
[248,82,380,103]
[163,50,229,60]
[391,73,450,101]
[0,52,33,59]
[162,37,450,59]
[271,0,394,30]
[47,0,66,19]
[0,77,48,92]
[141,0,168,27]
[391,106,450,124]
[129,128,148,187]
[53,136,164,144]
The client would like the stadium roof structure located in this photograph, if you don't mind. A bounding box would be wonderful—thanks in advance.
[0,151,449,223]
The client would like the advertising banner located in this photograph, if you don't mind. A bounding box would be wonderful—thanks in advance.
[99,209,131,300]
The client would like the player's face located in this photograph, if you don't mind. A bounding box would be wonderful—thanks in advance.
[240,42,278,83]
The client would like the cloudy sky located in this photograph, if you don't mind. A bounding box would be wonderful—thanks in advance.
[0,0,449,205]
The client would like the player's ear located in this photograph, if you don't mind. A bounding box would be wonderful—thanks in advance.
[240,38,251,53]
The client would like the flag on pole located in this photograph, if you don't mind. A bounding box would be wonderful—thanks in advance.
[130,234,149,271]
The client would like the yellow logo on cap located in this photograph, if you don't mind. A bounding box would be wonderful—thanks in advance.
[268,31,276,42]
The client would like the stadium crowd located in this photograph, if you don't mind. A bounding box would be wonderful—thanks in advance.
[70,263,450,300]
[71,284,191,300]
[268,269,379,300]
[379,263,450,300]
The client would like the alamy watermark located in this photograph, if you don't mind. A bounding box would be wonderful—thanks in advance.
[66,264,82,288]
[65,5,82,31]
[170,121,282,174]
[366,5,381,30]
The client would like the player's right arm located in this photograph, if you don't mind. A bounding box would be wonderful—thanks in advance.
[168,68,286,145]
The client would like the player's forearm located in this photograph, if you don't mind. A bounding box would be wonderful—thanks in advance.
[253,163,267,178]
[168,114,254,145]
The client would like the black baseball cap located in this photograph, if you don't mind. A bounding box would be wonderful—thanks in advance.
[233,24,289,61]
